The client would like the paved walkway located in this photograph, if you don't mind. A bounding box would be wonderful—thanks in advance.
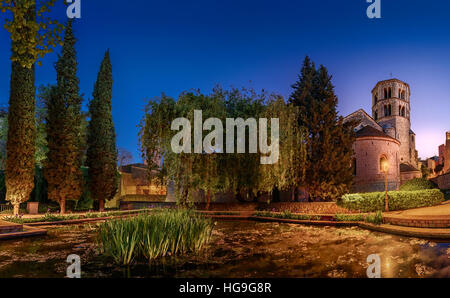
[387,201,450,218]
[384,202,450,228]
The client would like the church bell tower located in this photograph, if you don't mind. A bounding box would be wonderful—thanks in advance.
[371,79,417,167]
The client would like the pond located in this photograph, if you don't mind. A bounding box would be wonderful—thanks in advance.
[0,220,449,278]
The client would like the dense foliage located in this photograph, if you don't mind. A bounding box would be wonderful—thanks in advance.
[1,0,62,215]
[86,51,119,211]
[289,56,355,201]
[399,178,438,191]
[44,21,83,214]
[338,189,444,212]
[5,56,36,215]
[139,87,307,206]
[97,209,214,265]
[0,0,64,68]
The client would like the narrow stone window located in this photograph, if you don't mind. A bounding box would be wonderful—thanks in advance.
[380,156,388,173]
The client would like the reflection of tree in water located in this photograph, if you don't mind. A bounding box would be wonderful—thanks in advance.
[0,222,449,278]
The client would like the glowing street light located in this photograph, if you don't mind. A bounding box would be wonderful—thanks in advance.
[381,158,389,212]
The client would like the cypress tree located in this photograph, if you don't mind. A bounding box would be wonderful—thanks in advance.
[289,57,355,201]
[44,21,83,214]
[86,51,118,211]
[5,4,36,216]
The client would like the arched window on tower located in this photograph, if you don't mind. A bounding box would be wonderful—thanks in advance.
[384,105,388,117]
[388,88,392,98]
[402,107,406,117]
[398,90,401,98]
[388,104,392,116]
[374,111,378,120]
[384,88,388,99]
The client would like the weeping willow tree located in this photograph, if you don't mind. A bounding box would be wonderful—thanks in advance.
[258,96,307,201]
[1,0,64,215]
[139,91,227,207]
[139,86,308,205]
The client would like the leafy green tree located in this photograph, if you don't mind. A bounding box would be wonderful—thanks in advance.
[258,96,306,200]
[86,51,118,211]
[0,0,64,68]
[140,87,295,205]
[1,1,63,215]
[421,164,430,179]
[289,57,355,201]
[44,21,83,214]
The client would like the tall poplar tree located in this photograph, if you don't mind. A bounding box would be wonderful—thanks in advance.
[86,51,118,211]
[2,0,64,215]
[5,3,36,215]
[289,57,355,201]
[44,21,83,214]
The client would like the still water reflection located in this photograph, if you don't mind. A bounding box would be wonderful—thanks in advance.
[0,221,448,278]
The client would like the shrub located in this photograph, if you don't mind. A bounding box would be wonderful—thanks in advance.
[97,209,214,265]
[253,211,321,221]
[399,178,437,191]
[364,211,383,225]
[338,189,444,212]
[337,192,383,212]
[334,214,365,222]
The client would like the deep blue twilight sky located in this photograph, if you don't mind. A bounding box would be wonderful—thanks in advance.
[1,0,450,161]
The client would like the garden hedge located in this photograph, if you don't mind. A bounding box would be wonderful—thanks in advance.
[399,178,437,191]
[338,189,444,212]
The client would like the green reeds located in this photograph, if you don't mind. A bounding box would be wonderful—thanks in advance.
[97,209,214,265]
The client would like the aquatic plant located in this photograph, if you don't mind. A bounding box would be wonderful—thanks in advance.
[364,211,383,225]
[97,209,214,265]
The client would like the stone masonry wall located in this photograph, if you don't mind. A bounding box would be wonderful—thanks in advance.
[352,137,400,193]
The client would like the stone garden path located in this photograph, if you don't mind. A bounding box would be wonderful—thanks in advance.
[383,201,450,229]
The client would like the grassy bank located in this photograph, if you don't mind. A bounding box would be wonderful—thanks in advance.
[2,209,152,224]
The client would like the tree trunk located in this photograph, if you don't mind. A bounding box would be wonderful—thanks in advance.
[235,188,245,202]
[206,190,211,211]
[13,203,20,216]
[99,199,105,212]
[294,187,299,202]
[60,199,66,215]
[272,187,280,202]
[254,191,261,203]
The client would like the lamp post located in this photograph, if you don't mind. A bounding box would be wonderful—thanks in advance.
[382,159,389,212]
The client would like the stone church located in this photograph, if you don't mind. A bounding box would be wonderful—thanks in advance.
[344,78,422,193]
